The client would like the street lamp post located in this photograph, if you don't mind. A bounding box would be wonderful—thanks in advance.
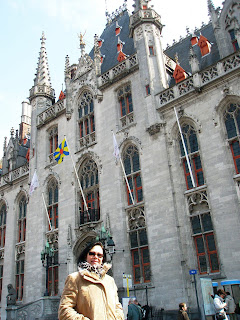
[41,241,54,296]
[96,226,116,260]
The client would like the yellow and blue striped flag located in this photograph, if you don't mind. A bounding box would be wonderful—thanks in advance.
[54,138,69,164]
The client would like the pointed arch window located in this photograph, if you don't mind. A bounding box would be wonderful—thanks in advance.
[229,29,239,52]
[0,203,7,248]
[123,145,143,205]
[78,91,95,147]
[117,84,134,128]
[15,259,24,301]
[224,103,240,173]
[47,179,58,230]
[49,126,58,155]
[188,191,220,274]
[128,207,151,284]
[78,159,100,225]
[18,196,27,243]
[178,124,204,190]
[48,245,58,296]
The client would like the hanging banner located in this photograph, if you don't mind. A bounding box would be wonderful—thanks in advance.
[200,278,215,315]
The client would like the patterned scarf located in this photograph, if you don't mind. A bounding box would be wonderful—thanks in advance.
[78,261,105,278]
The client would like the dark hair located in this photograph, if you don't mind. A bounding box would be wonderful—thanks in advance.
[179,303,186,310]
[78,241,106,264]
[217,289,226,297]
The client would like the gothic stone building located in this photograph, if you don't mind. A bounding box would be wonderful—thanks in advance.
[0,0,240,319]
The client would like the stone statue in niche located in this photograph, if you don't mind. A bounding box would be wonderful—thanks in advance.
[6,284,17,306]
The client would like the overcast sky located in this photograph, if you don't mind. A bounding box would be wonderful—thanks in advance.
[0,0,223,159]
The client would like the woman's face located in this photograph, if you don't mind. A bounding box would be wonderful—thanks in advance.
[183,304,187,311]
[86,245,104,266]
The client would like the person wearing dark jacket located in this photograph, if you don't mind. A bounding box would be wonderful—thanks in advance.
[177,303,190,320]
[127,298,143,320]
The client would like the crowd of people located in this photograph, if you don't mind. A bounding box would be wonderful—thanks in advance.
[57,240,240,320]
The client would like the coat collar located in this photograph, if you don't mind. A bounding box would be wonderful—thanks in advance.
[79,263,112,281]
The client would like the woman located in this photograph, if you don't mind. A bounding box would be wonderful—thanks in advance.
[214,289,228,320]
[177,303,190,320]
[58,241,124,320]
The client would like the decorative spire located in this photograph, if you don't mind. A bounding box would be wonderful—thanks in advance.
[34,32,52,87]
[189,46,200,74]
[207,0,215,15]
[29,32,55,102]
[65,55,71,80]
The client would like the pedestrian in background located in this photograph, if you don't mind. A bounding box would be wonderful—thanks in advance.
[127,298,143,320]
[225,292,236,320]
[177,303,190,320]
[214,289,228,320]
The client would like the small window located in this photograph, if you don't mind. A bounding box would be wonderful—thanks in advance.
[229,29,239,52]
[149,46,154,56]
[145,85,150,96]
[49,127,58,155]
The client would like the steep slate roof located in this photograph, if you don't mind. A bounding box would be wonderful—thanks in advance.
[89,10,136,74]
[164,23,220,74]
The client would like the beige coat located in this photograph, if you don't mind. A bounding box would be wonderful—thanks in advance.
[58,263,124,320]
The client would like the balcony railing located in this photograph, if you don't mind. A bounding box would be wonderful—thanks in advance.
[37,99,66,127]
[0,163,29,187]
[157,51,240,108]
[79,209,100,225]
[98,53,138,89]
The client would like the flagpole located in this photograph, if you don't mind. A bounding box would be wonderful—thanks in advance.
[112,131,135,205]
[64,135,90,218]
[119,157,135,205]
[42,193,52,231]
[174,107,196,188]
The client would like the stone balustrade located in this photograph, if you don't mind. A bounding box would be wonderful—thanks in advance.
[157,51,240,108]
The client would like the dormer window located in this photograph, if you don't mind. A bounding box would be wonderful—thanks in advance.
[229,29,239,52]
[117,51,127,62]
[198,35,211,57]
[173,65,187,84]
[98,38,104,48]
[117,43,123,53]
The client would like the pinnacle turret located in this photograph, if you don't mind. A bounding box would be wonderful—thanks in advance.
[34,32,52,87]
[207,0,215,15]
[132,0,151,13]
[29,32,55,102]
